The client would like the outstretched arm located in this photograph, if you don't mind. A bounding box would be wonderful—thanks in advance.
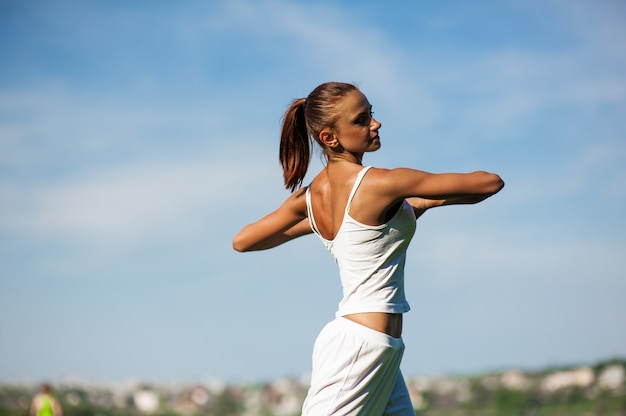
[388,169,504,200]
[385,169,504,218]
[232,189,312,252]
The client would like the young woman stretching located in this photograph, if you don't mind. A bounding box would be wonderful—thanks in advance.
[233,82,504,415]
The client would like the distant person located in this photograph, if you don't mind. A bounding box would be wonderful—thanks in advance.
[30,384,63,416]
[233,82,504,415]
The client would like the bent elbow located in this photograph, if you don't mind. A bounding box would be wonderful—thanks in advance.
[491,174,505,194]
[232,234,251,252]
[480,171,504,195]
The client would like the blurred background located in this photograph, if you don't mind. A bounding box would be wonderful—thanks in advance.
[1,0,625,389]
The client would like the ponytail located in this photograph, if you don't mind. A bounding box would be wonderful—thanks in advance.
[279,98,310,192]
[278,82,359,191]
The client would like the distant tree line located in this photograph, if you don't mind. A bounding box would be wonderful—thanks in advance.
[1,358,624,416]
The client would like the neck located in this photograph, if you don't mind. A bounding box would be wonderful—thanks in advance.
[326,151,363,165]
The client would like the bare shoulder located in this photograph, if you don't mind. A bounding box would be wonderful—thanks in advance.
[362,166,428,189]
[283,186,309,216]
[307,169,331,198]
[366,166,427,178]
[358,166,438,205]
[346,167,407,224]
[361,166,390,181]
[310,168,329,187]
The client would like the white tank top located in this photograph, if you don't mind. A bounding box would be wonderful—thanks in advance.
[306,166,416,317]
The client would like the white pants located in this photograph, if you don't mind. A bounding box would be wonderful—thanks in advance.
[302,317,415,416]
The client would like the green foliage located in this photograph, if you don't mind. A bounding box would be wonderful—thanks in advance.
[493,387,530,414]
[210,388,244,416]
[1,358,625,416]
[0,407,25,416]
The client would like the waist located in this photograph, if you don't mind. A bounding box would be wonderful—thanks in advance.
[343,312,403,338]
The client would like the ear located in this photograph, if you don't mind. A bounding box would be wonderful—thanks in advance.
[319,129,339,148]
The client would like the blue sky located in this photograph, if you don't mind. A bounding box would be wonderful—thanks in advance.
[1,0,625,383]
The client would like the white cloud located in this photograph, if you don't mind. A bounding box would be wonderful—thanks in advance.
[0,155,281,243]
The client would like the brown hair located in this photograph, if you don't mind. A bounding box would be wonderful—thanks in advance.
[279,82,359,191]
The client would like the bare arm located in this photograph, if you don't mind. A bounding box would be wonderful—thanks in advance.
[232,189,312,252]
[380,168,504,202]
[380,169,503,219]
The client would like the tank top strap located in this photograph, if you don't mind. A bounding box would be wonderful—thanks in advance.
[345,166,372,214]
[305,186,322,236]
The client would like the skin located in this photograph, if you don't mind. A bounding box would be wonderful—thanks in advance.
[233,90,504,337]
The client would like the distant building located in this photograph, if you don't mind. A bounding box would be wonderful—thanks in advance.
[133,390,159,414]
[501,370,531,390]
[597,364,625,390]
[541,367,594,392]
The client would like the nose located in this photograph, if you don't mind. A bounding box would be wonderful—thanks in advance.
[371,117,381,130]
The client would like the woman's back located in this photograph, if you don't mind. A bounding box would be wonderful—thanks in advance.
[306,165,417,319]
[308,164,404,241]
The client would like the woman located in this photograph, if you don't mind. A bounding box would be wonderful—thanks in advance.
[233,82,504,415]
